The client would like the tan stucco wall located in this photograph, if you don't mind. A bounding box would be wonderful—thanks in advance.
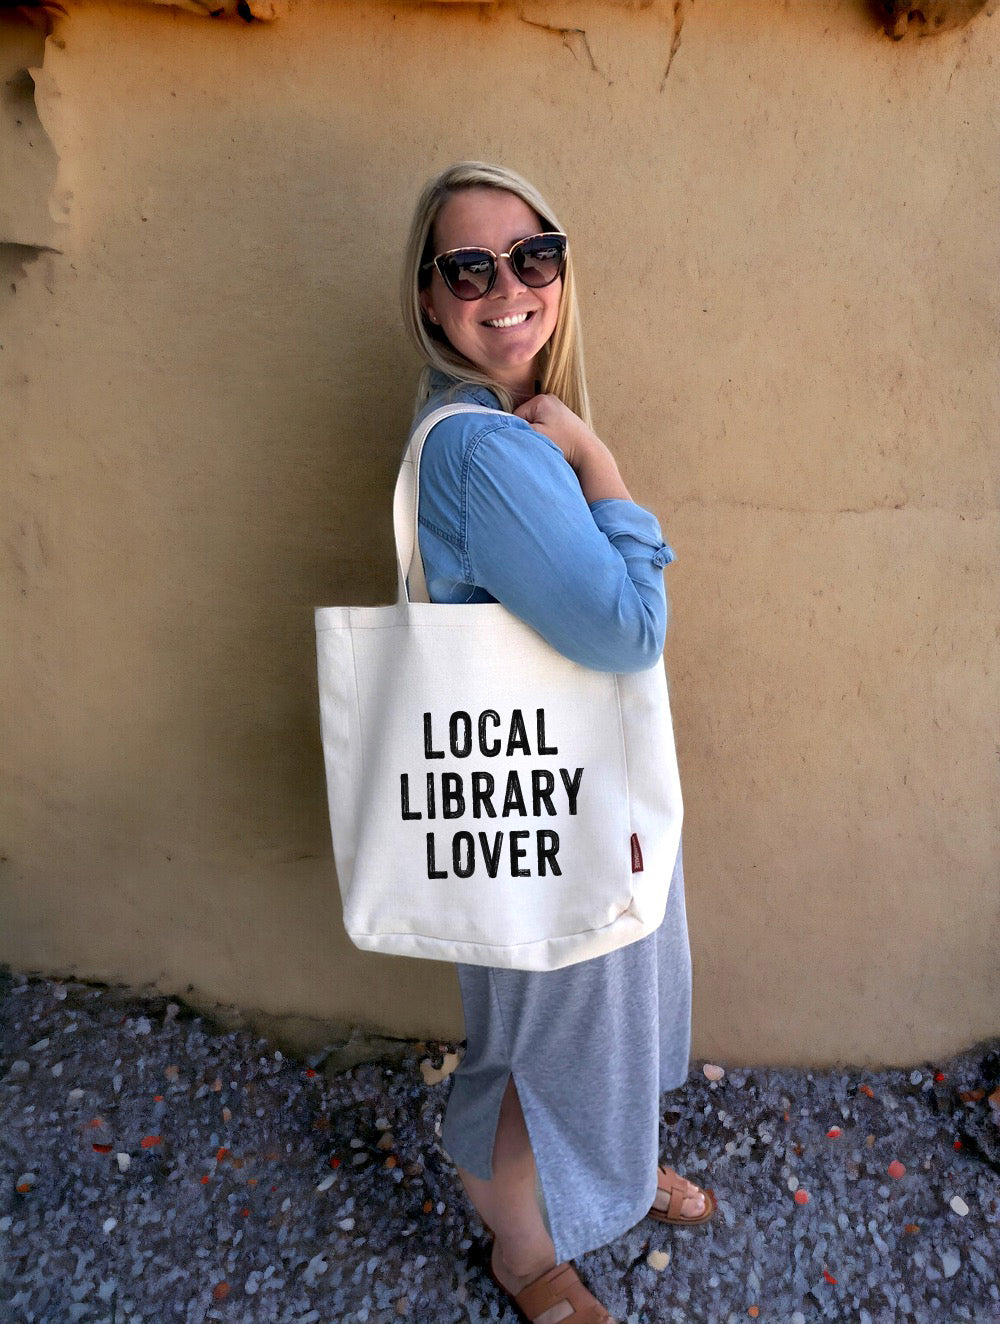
[2,0,997,1065]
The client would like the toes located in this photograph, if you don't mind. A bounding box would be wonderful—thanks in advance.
[652,1177,707,1219]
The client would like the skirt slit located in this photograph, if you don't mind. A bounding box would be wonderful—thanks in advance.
[441,842,692,1263]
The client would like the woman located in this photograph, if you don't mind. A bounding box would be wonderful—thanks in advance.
[400,162,713,1324]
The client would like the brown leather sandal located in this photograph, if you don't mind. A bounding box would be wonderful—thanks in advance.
[490,1261,615,1323]
[646,1164,716,1226]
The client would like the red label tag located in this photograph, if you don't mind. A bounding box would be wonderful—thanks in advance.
[630,833,644,873]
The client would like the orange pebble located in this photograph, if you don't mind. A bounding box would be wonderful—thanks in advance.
[904,1223,920,1235]
[153,1095,164,1102]
[16,1183,31,1193]
[823,1270,838,1285]
[858,1084,874,1098]
[953,1140,962,1151]
[140,1136,162,1149]
[216,1147,228,1162]
[826,1127,842,1138]
[888,1160,906,1180]
[748,1308,759,1318]
[329,1156,341,1168]
[305,1068,317,1078]
[211,1283,230,1301]
[384,1155,397,1168]
[200,1175,210,1184]
[794,1189,810,1205]
[92,1144,113,1154]
[241,1207,249,1217]
[423,1200,433,1213]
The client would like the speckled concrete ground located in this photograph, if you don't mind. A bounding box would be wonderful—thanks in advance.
[1,972,997,1324]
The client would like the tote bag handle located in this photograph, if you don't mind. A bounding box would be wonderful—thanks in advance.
[391,404,495,605]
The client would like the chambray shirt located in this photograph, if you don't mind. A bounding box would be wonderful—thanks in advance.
[415,376,675,674]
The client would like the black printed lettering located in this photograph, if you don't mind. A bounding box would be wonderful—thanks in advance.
[531,769,556,817]
[426,832,447,878]
[471,771,497,819]
[478,709,501,756]
[442,772,465,819]
[400,773,421,820]
[452,831,475,878]
[449,711,472,758]
[537,830,562,876]
[478,831,503,878]
[501,770,526,817]
[536,709,558,755]
[560,767,584,815]
[509,830,530,876]
[506,708,530,756]
[423,713,444,759]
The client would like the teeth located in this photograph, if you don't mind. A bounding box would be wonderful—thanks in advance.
[484,312,530,328]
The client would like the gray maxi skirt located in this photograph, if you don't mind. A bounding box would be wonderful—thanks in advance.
[440,842,692,1264]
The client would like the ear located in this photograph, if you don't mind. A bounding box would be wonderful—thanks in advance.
[419,288,439,326]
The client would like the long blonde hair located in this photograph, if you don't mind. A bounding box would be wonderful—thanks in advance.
[401,162,592,425]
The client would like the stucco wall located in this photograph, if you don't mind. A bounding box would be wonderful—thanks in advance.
[2,0,997,1065]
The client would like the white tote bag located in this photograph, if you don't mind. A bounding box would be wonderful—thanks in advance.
[315,404,683,970]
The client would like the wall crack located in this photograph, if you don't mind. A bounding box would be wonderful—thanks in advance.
[519,14,609,84]
[669,497,995,519]
[660,0,685,91]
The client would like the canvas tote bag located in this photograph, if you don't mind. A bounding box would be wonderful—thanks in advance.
[315,403,683,970]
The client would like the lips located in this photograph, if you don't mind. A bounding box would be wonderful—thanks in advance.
[482,311,533,329]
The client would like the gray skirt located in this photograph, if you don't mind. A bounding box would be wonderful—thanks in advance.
[440,843,692,1263]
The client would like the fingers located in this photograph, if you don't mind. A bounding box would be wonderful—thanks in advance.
[513,394,552,425]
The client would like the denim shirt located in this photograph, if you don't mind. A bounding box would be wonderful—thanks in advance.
[415,375,675,674]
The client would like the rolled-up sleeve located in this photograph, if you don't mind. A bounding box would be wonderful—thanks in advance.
[456,420,675,673]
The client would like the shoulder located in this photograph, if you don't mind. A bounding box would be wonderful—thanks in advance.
[417,386,561,493]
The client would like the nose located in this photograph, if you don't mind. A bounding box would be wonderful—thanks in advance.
[489,253,523,297]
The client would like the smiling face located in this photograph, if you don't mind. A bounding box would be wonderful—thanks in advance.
[419,187,562,403]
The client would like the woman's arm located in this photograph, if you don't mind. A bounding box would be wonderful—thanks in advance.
[422,412,674,674]
[514,393,632,504]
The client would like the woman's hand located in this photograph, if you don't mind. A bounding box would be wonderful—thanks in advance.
[514,394,632,503]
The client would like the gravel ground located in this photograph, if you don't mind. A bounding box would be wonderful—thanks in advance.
[1,972,997,1324]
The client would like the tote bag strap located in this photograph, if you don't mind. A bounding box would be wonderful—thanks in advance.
[392,403,499,604]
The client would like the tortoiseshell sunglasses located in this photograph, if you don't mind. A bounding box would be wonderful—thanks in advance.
[421,232,568,301]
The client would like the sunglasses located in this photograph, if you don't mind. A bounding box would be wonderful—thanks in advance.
[421,231,568,302]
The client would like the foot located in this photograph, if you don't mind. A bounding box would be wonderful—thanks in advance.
[648,1165,715,1224]
[490,1246,616,1324]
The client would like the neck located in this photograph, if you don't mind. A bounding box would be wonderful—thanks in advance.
[499,366,540,408]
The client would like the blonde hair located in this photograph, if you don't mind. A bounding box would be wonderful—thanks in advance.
[401,162,592,426]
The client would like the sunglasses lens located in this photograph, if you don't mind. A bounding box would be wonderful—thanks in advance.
[440,251,496,300]
[511,234,567,288]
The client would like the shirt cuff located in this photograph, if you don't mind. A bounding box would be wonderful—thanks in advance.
[589,497,676,567]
